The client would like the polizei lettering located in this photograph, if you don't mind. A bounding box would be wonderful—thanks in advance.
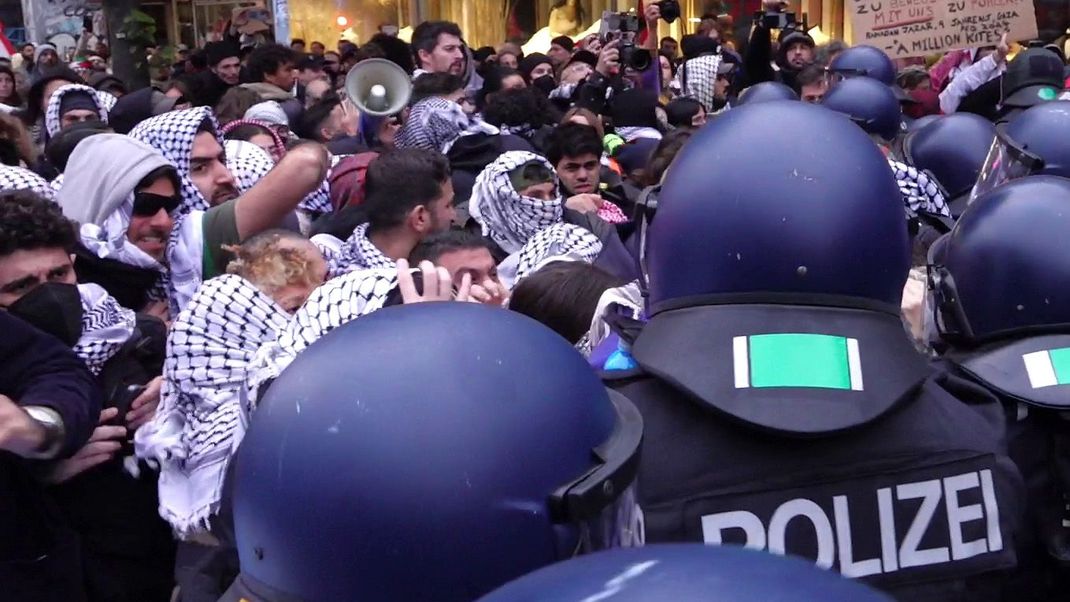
[700,469,1003,576]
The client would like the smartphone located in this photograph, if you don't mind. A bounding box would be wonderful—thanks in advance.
[110,384,146,427]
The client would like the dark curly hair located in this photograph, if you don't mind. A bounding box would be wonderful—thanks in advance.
[483,87,560,128]
[0,191,77,257]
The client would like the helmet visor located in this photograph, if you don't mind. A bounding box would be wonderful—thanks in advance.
[969,125,1044,203]
[549,389,645,556]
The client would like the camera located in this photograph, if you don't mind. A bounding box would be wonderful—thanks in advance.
[657,0,681,23]
[756,9,797,30]
[600,11,652,71]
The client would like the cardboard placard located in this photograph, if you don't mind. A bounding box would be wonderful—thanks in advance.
[848,0,1039,58]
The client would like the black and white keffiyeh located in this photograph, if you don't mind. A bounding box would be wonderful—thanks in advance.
[673,54,721,112]
[130,107,224,216]
[890,160,950,218]
[329,223,396,276]
[96,90,118,112]
[134,274,291,538]
[44,83,110,138]
[0,164,56,201]
[469,151,563,254]
[72,283,136,375]
[509,223,604,287]
[395,97,498,152]
[224,139,273,194]
[78,190,170,303]
[243,268,398,416]
[296,154,337,215]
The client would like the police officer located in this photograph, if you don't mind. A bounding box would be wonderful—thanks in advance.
[603,101,1024,600]
[736,81,799,106]
[480,544,892,601]
[969,101,1070,203]
[929,176,1070,601]
[223,302,644,602]
[821,76,902,148]
[901,113,995,218]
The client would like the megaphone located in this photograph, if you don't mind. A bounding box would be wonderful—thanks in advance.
[345,58,412,117]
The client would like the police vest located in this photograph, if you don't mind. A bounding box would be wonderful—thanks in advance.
[605,305,1025,599]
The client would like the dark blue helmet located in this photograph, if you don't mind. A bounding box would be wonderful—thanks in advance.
[828,45,896,85]
[904,113,996,209]
[647,100,908,310]
[970,101,1070,201]
[932,176,1070,407]
[934,176,1070,343]
[821,76,902,141]
[906,114,941,132]
[736,81,798,105]
[479,545,893,601]
[230,303,644,601]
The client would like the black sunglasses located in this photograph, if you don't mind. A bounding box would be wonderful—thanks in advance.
[132,192,181,217]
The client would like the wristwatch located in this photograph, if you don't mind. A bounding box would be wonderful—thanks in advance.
[23,406,65,460]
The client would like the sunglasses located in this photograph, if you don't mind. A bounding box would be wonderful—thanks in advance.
[132,192,181,217]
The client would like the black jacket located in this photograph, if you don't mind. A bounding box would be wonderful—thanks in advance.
[0,313,102,602]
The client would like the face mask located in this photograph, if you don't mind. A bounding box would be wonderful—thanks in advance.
[8,282,84,347]
[533,74,557,95]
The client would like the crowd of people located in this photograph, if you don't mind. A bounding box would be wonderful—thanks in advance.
[2,0,1070,600]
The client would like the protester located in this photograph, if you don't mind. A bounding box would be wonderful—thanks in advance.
[240,45,301,128]
[0,64,22,107]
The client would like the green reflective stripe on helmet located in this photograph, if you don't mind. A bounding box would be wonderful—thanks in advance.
[733,334,863,391]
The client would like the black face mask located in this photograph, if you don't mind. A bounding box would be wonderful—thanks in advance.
[8,282,84,347]
[533,74,557,95]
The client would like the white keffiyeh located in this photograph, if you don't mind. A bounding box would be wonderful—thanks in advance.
[395,97,499,153]
[503,223,604,289]
[469,151,563,255]
[224,139,273,194]
[0,164,56,201]
[890,160,950,218]
[130,107,224,217]
[44,83,109,138]
[329,223,396,276]
[134,274,291,538]
[243,268,398,417]
[673,54,721,112]
[297,154,344,215]
[165,211,206,316]
[73,283,136,375]
[78,197,170,303]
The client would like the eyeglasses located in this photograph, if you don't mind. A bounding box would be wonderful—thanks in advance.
[132,192,181,217]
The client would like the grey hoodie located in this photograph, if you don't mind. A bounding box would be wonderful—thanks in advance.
[57,134,172,226]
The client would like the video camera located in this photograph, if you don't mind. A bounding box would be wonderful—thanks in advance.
[755,8,797,30]
[600,11,651,71]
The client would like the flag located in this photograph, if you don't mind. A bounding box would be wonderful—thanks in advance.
[733,333,864,391]
[1023,348,1070,389]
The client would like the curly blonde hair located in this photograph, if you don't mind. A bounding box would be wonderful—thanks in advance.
[224,230,322,297]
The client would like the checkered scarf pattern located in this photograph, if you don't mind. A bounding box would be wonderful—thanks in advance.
[0,164,56,201]
[329,223,396,276]
[890,160,950,218]
[243,268,398,416]
[469,151,563,254]
[44,83,110,138]
[297,153,339,215]
[134,274,291,538]
[395,97,499,152]
[224,139,273,195]
[513,223,604,285]
[673,55,721,111]
[50,173,64,194]
[96,90,118,112]
[73,283,136,375]
[130,107,224,217]
[219,119,287,159]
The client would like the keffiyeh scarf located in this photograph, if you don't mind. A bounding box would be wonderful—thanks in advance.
[507,223,604,288]
[469,151,563,254]
[243,268,398,416]
[78,192,170,303]
[395,97,499,153]
[134,274,291,538]
[44,83,110,138]
[673,54,722,112]
[329,223,396,276]
[224,139,273,194]
[890,160,950,218]
[130,107,224,217]
[165,212,206,316]
[0,164,56,201]
[297,154,338,215]
[73,283,136,375]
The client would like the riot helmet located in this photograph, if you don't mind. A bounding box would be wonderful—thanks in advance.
[641,101,922,435]
[1000,47,1065,110]
[479,544,893,601]
[229,302,644,601]
[903,113,996,213]
[736,81,798,106]
[931,176,1070,407]
[906,114,940,132]
[970,101,1070,201]
[821,76,902,142]
[828,45,896,86]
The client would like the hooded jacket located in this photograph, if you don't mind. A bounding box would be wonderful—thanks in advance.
[43,83,110,139]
